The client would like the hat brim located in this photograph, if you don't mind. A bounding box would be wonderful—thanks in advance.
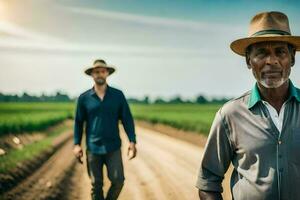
[230,35,300,56]
[85,66,115,76]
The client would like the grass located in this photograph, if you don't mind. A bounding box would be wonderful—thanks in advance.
[0,102,75,136]
[0,121,71,174]
[130,104,222,136]
[0,102,75,173]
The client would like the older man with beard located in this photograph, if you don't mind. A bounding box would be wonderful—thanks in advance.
[73,59,137,200]
[196,11,300,200]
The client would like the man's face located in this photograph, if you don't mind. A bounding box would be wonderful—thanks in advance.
[91,66,109,85]
[247,41,295,89]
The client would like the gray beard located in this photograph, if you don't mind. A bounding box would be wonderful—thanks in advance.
[258,77,287,89]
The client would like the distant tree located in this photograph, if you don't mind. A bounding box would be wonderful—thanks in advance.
[196,95,208,104]
[0,91,73,102]
[169,96,184,104]
[40,93,47,102]
[211,97,230,104]
[54,91,71,102]
[142,96,150,104]
[22,92,32,101]
[154,97,167,104]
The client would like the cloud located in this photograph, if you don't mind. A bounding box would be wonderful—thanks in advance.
[0,39,220,57]
[0,21,62,42]
[66,6,244,32]
[0,20,221,56]
[0,7,241,56]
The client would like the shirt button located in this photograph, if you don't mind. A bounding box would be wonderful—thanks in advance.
[278,140,282,145]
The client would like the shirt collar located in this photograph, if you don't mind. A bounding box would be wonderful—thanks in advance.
[248,80,300,109]
[89,84,110,96]
[289,81,300,103]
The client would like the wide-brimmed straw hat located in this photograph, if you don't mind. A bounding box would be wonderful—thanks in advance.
[230,11,300,56]
[84,59,116,76]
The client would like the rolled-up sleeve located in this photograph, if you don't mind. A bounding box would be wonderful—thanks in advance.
[196,109,233,192]
[74,96,86,145]
[119,92,136,143]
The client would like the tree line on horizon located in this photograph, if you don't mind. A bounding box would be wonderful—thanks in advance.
[0,92,72,102]
[128,95,230,104]
[0,92,231,104]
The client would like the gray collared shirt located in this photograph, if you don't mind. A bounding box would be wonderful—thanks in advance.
[196,81,300,200]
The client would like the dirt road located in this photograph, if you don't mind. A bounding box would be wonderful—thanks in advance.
[67,125,231,200]
[3,124,231,200]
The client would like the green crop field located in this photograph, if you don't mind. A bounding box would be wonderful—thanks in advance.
[0,102,223,136]
[0,102,75,174]
[130,104,222,136]
[0,102,75,136]
[0,102,222,173]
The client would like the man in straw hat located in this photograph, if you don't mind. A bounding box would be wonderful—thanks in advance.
[73,59,137,200]
[196,11,300,200]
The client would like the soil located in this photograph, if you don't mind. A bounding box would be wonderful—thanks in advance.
[1,121,232,200]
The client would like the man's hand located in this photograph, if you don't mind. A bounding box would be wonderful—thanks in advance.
[73,144,83,164]
[127,142,137,160]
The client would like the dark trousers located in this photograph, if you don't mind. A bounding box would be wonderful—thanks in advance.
[86,149,125,200]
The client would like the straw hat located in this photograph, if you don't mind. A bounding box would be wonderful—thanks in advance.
[84,59,116,76]
[230,11,300,56]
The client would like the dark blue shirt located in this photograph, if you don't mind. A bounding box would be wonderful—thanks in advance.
[73,85,136,154]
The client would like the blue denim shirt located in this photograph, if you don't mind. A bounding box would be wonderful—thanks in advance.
[74,85,136,154]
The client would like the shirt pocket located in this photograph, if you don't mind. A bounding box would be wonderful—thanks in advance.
[290,128,300,164]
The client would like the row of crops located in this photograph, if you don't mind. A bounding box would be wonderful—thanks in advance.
[0,102,222,136]
[0,102,76,177]
[0,103,75,136]
[130,104,221,136]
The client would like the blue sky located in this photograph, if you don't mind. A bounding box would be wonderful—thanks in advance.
[0,0,299,100]
[58,0,300,22]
